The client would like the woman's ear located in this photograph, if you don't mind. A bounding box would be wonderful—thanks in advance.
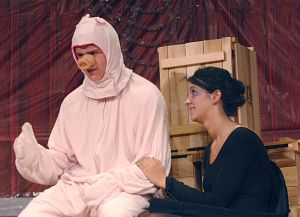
[211,90,222,103]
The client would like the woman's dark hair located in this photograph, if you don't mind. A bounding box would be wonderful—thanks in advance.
[187,66,245,117]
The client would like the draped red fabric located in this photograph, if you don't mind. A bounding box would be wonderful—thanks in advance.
[0,0,299,196]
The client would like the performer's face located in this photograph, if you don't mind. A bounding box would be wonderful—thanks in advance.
[185,84,210,123]
[75,44,107,82]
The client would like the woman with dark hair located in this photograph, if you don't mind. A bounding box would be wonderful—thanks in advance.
[137,66,274,216]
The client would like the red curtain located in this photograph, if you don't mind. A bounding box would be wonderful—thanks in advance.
[0,0,299,196]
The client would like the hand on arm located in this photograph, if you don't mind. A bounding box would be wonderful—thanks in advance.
[137,157,167,189]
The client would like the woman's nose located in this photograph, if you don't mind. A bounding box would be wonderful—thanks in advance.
[77,54,96,70]
[185,96,191,105]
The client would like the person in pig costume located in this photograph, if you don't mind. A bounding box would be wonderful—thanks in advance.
[13,14,171,217]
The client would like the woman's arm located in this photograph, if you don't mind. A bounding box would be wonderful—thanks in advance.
[138,130,260,207]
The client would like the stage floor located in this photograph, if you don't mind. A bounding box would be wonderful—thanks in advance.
[0,198,31,216]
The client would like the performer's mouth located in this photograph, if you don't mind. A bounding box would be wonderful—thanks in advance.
[87,69,96,74]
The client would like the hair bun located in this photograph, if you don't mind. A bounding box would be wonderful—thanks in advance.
[231,79,245,95]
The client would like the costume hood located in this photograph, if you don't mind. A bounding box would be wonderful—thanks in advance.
[72,14,132,99]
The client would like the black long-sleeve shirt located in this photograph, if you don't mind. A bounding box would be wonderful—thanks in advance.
[164,127,272,213]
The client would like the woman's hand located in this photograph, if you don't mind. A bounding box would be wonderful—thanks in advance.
[137,157,167,189]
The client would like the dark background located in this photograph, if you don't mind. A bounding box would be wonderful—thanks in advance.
[0,0,299,197]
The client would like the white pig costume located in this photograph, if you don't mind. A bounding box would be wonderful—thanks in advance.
[15,15,171,217]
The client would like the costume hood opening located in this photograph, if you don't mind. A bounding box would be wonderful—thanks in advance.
[72,14,132,99]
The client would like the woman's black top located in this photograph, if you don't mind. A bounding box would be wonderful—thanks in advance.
[163,127,272,212]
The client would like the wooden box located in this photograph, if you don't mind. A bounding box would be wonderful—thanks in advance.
[157,38,300,216]
[157,37,260,180]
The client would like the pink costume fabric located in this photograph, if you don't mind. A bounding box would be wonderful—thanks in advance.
[16,15,171,217]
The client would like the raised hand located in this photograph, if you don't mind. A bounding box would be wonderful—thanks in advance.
[13,122,39,165]
[137,157,166,189]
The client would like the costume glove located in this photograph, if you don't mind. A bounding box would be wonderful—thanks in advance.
[13,122,39,165]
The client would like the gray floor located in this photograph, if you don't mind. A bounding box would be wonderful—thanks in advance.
[0,198,31,216]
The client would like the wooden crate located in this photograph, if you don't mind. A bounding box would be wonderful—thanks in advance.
[158,37,260,178]
[267,138,300,216]
[158,38,300,215]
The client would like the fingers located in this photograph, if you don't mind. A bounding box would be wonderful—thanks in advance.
[137,157,161,171]
[21,122,38,143]
[22,122,34,137]
[138,156,158,164]
[13,123,32,160]
[13,136,25,159]
[137,158,151,168]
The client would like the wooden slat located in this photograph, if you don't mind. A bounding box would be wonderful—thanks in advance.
[221,37,233,74]
[235,43,253,128]
[249,49,261,136]
[290,206,300,217]
[170,124,207,136]
[170,154,194,178]
[296,150,300,186]
[160,51,224,69]
[264,137,297,147]
[265,138,297,168]
[168,44,190,151]
[204,39,223,68]
[157,47,170,121]
[185,41,209,149]
[289,196,300,208]
[288,187,299,207]
[172,150,204,157]
[281,166,298,187]
[185,41,204,122]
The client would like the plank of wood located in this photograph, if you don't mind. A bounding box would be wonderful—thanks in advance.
[296,150,300,186]
[268,144,296,167]
[167,44,190,152]
[157,46,170,123]
[288,189,300,206]
[249,49,261,136]
[185,41,209,149]
[289,206,300,217]
[204,38,223,68]
[170,154,194,178]
[160,51,224,69]
[264,137,297,146]
[281,166,298,187]
[221,37,233,74]
[169,124,207,136]
[235,43,252,128]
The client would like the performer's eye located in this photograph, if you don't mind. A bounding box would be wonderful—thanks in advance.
[89,51,98,56]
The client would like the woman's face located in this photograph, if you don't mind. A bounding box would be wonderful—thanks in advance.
[185,84,210,123]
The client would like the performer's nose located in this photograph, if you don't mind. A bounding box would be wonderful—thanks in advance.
[77,54,96,70]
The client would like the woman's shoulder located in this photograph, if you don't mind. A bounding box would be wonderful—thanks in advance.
[231,126,261,141]
[226,126,265,151]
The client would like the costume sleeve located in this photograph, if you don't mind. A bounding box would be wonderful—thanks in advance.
[164,131,259,207]
[83,89,171,208]
[119,89,171,194]
[16,108,77,185]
